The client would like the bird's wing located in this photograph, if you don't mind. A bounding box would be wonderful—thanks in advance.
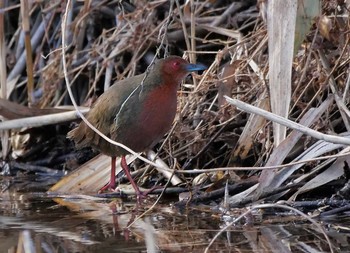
[68,74,144,148]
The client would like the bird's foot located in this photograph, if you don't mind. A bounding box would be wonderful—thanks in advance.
[98,181,116,194]
[98,183,162,204]
[135,185,162,203]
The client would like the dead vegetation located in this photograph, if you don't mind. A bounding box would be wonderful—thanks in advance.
[0,0,350,217]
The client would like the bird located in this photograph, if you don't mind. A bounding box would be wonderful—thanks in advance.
[67,56,207,200]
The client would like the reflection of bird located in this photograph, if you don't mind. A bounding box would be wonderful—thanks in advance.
[68,56,206,200]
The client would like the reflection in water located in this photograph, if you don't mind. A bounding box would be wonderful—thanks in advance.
[1,178,350,252]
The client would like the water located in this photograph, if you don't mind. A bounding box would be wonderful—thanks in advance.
[1,176,349,252]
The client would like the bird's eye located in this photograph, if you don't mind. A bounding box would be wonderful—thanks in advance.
[172,61,181,69]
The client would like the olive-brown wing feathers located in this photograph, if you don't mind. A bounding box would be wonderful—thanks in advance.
[67,74,144,150]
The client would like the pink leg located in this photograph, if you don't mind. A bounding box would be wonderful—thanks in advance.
[98,157,116,193]
[120,156,161,202]
[120,155,143,199]
[99,156,158,201]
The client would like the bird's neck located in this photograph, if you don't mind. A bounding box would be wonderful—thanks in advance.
[141,68,180,93]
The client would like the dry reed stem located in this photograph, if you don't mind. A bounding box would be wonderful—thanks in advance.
[0,0,9,159]
[20,0,34,105]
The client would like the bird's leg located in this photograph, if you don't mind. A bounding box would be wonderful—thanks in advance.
[120,155,146,201]
[98,157,117,193]
[121,156,164,201]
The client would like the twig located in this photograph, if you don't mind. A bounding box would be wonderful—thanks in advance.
[159,151,350,174]
[0,109,89,130]
[204,203,334,253]
[224,96,350,145]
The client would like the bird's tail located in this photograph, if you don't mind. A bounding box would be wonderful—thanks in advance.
[67,123,89,149]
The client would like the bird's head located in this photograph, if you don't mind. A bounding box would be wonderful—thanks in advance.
[160,56,207,84]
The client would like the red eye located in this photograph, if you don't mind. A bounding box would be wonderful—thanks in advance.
[172,61,180,69]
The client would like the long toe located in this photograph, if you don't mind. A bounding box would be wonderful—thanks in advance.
[98,182,116,193]
[135,186,162,203]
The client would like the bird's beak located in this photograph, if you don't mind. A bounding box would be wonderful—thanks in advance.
[185,63,207,72]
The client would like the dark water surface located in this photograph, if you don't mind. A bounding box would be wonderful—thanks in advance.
[1,176,349,252]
